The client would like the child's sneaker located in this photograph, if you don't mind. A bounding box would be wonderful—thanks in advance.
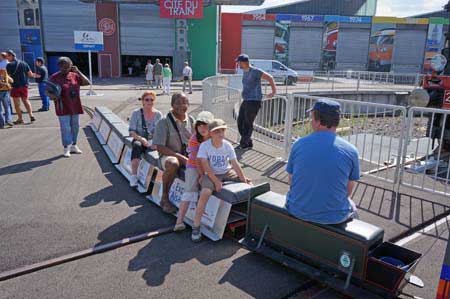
[191,226,202,242]
[173,223,186,232]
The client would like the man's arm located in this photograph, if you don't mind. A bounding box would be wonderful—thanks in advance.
[261,72,277,98]
[347,180,356,197]
[71,66,90,86]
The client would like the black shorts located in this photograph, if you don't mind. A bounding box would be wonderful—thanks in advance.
[131,140,149,160]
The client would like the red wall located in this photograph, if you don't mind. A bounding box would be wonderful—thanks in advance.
[220,13,243,72]
[96,3,120,78]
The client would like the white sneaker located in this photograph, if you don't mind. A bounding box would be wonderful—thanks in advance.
[129,175,138,187]
[70,144,83,154]
[63,147,71,157]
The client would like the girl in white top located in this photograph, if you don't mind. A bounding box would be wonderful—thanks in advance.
[144,59,153,88]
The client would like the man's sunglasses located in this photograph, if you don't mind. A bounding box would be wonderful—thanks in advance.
[143,98,155,102]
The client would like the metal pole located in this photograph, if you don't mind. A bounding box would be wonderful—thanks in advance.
[357,72,360,91]
[86,50,96,96]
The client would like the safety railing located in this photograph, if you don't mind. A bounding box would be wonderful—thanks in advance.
[285,94,407,183]
[400,107,450,196]
[216,71,420,94]
[203,74,450,195]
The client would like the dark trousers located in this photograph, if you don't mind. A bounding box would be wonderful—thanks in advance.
[237,100,261,147]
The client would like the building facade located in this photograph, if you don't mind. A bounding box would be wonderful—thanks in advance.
[221,13,446,74]
[0,0,218,79]
[265,0,377,16]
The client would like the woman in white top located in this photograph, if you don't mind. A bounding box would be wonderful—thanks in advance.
[144,59,154,88]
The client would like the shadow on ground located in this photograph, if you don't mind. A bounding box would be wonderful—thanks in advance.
[0,155,63,176]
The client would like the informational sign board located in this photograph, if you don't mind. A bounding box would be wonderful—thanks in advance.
[160,0,203,19]
[168,178,221,228]
[98,121,111,144]
[74,31,104,51]
[106,130,125,163]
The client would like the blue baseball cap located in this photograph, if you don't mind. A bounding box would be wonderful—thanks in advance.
[307,99,341,116]
[235,54,249,62]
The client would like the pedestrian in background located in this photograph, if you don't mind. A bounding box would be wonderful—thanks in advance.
[235,54,276,150]
[5,50,38,124]
[153,59,163,89]
[35,57,50,112]
[0,52,8,70]
[145,59,154,88]
[0,66,13,128]
[182,61,193,94]
[163,63,172,95]
[49,57,90,157]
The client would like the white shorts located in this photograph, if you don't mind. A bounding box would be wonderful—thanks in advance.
[146,74,153,81]
[181,167,199,202]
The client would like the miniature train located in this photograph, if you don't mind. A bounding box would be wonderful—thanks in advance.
[91,106,424,299]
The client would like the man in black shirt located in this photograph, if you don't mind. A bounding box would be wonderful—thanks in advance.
[5,50,37,124]
[35,57,50,111]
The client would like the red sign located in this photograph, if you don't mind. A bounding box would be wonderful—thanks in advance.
[443,90,450,110]
[98,18,116,36]
[160,0,203,19]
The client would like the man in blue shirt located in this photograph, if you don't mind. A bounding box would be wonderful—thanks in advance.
[35,57,50,112]
[286,99,360,224]
[235,54,276,150]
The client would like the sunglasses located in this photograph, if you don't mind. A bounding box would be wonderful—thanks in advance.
[143,98,155,102]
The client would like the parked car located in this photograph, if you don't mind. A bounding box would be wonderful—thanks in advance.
[237,59,298,85]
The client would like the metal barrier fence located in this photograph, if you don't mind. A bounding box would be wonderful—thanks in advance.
[218,71,421,94]
[400,107,450,196]
[203,74,450,196]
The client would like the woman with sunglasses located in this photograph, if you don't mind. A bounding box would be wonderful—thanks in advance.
[128,91,163,187]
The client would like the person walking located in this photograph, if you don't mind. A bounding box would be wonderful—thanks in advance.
[162,63,172,95]
[144,59,154,88]
[235,54,276,150]
[0,52,8,70]
[48,57,90,157]
[0,66,13,128]
[182,61,193,94]
[153,59,163,89]
[35,57,50,112]
[5,50,37,124]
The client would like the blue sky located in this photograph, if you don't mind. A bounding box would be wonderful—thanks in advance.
[222,0,446,17]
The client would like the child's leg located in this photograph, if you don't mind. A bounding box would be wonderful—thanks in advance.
[193,188,212,227]
[176,200,190,224]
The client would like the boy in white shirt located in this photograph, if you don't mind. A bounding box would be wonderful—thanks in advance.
[192,119,251,242]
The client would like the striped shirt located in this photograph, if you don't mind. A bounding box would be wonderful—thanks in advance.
[186,134,201,169]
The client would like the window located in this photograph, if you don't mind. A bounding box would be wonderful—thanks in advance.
[35,9,40,26]
[272,62,281,70]
[24,9,35,26]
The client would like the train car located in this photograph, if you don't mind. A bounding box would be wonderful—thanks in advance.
[241,190,424,298]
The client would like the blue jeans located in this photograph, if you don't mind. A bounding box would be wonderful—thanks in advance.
[58,114,80,147]
[38,82,50,110]
[0,91,12,127]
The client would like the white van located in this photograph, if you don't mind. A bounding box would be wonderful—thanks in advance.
[237,59,298,85]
